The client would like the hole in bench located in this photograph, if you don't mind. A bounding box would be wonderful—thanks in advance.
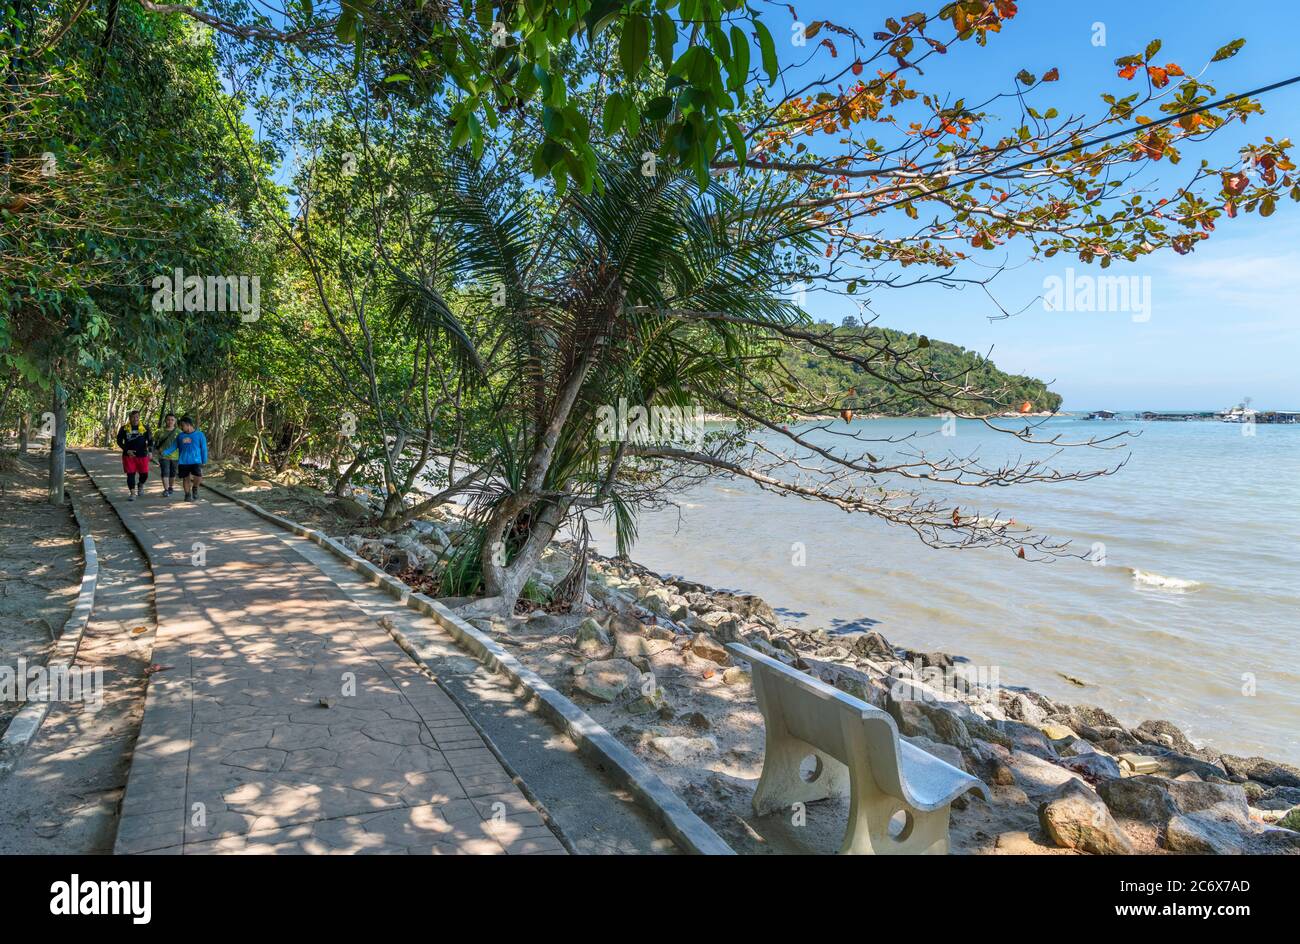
[888,809,914,842]
[799,754,824,784]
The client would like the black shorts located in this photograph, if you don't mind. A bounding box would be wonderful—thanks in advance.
[178,463,204,478]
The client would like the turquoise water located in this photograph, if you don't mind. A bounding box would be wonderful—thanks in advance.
[588,416,1300,763]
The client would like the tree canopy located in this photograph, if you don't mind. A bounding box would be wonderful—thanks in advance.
[4,1,1296,610]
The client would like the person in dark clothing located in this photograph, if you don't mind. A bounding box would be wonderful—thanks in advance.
[116,410,154,501]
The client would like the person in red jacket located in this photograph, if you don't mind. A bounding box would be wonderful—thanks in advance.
[115,410,153,501]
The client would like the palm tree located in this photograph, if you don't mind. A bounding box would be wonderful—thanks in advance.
[392,144,814,613]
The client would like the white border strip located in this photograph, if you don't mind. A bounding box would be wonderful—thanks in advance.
[204,480,735,856]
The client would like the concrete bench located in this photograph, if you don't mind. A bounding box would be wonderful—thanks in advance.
[728,642,987,854]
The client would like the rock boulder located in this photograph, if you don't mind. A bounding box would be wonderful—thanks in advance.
[1038,779,1135,854]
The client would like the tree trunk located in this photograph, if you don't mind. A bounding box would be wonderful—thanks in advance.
[102,377,120,446]
[0,377,15,431]
[47,382,67,505]
[379,490,406,531]
[478,344,598,612]
[481,497,569,613]
[18,413,29,454]
[157,379,173,428]
[334,446,368,497]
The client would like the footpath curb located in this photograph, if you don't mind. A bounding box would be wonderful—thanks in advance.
[203,480,735,856]
[0,485,100,778]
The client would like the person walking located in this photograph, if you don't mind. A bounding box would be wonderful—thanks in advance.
[176,415,208,502]
[155,412,181,497]
[115,410,153,501]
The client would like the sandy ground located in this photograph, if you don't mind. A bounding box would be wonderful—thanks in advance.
[212,465,374,536]
[0,455,158,853]
[0,453,82,739]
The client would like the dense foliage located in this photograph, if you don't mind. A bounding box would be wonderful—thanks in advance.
[779,325,1063,416]
[3,1,1294,611]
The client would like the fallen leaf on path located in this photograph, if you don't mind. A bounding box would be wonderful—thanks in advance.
[143,664,171,676]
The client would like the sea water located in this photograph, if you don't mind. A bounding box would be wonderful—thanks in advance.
[587,416,1300,764]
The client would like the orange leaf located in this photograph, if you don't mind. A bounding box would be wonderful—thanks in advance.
[1147,66,1169,88]
[1042,67,1059,81]
[1118,63,1139,80]
[1137,132,1164,160]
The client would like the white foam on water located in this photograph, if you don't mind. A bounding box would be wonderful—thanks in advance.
[1128,568,1202,591]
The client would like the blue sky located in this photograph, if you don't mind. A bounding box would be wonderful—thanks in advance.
[784,0,1300,410]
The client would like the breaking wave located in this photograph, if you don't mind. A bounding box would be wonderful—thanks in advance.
[1129,568,1202,591]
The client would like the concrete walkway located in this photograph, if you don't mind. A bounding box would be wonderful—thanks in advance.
[79,449,564,855]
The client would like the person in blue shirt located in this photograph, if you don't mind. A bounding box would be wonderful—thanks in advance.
[175,415,209,502]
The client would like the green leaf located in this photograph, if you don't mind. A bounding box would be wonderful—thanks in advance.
[383,73,411,83]
[1211,38,1246,62]
[723,116,746,170]
[451,116,471,150]
[620,14,651,78]
[587,0,623,41]
[469,114,484,159]
[335,8,356,43]
[542,105,565,135]
[753,18,778,85]
[727,24,751,92]
[602,92,627,136]
[645,95,673,121]
[653,12,677,70]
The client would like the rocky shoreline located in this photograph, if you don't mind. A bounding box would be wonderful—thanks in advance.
[218,468,1300,855]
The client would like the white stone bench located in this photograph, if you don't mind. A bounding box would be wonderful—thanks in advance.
[728,642,987,854]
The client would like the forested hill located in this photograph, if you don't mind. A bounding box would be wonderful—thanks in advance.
[780,325,1063,415]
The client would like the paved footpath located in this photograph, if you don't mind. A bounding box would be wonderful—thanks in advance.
[79,449,565,855]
